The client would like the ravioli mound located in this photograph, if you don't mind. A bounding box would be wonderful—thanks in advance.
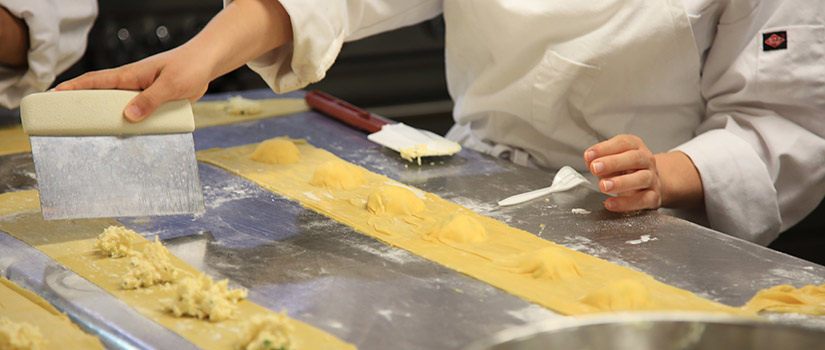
[0,317,44,350]
[512,247,582,280]
[250,138,301,165]
[580,279,651,311]
[95,225,140,258]
[121,237,179,289]
[238,312,295,350]
[309,160,365,190]
[366,185,425,216]
[166,273,247,322]
[426,214,487,244]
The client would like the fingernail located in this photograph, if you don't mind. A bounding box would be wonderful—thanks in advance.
[585,150,596,162]
[602,179,614,192]
[592,161,604,174]
[605,200,616,210]
[125,105,143,120]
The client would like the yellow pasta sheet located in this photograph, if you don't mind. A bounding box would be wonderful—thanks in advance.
[0,191,354,350]
[197,139,754,317]
[0,278,103,349]
[192,98,307,129]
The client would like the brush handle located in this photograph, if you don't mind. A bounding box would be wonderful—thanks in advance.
[305,90,388,133]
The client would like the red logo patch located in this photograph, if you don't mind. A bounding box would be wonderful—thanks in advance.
[762,31,787,51]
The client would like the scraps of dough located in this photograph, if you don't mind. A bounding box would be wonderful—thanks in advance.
[197,138,755,316]
[0,191,355,350]
[0,278,103,349]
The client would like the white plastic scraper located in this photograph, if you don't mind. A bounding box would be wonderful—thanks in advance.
[305,90,461,164]
[20,90,204,220]
[498,166,599,206]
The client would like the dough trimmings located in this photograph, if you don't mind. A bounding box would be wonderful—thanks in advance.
[165,273,247,322]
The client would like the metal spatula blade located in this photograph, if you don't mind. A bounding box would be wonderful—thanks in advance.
[30,133,204,220]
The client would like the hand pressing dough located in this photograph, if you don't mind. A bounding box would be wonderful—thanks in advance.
[96,225,141,258]
[366,185,425,216]
[425,214,488,244]
[121,237,180,289]
[580,279,652,311]
[0,317,44,350]
[166,273,247,322]
[309,160,365,190]
[496,247,582,280]
[743,284,825,315]
[251,138,301,165]
[238,313,295,350]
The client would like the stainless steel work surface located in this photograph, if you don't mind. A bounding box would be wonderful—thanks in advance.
[1,89,824,349]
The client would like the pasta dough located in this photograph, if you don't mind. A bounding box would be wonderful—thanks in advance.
[197,139,754,316]
[366,185,425,216]
[0,317,44,350]
[310,160,366,190]
[0,278,103,349]
[250,138,301,165]
[743,284,825,315]
[0,191,355,350]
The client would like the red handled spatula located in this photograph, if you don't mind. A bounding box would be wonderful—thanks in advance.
[305,90,461,163]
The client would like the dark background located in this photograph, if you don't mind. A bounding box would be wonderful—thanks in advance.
[54,0,455,135]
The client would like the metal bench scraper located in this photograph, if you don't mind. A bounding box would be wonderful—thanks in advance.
[20,90,204,220]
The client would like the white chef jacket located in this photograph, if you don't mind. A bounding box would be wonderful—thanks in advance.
[242,0,825,245]
[0,0,97,108]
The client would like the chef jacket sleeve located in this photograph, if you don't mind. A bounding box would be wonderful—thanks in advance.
[224,0,443,93]
[674,1,825,245]
[0,0,97,108]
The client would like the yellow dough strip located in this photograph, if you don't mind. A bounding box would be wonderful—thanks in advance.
[196,139,755,317]
[0,277,104,349]
[0,191,355,350]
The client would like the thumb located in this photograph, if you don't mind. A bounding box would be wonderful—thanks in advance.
[123,82,174,123]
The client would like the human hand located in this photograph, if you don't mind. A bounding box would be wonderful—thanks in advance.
[55,46,212,122]
[584,134,663,212]
[0,6,29,67]
[584,134,704,212]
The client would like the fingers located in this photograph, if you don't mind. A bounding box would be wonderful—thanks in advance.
[604,190,661,212]
[584,134,649,175]
[123,74,178,122]
[598,169,655,194]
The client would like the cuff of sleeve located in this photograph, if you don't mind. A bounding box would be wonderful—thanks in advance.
[242,0,345,93]
[0,1,60,107]
[674,129,781,245]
